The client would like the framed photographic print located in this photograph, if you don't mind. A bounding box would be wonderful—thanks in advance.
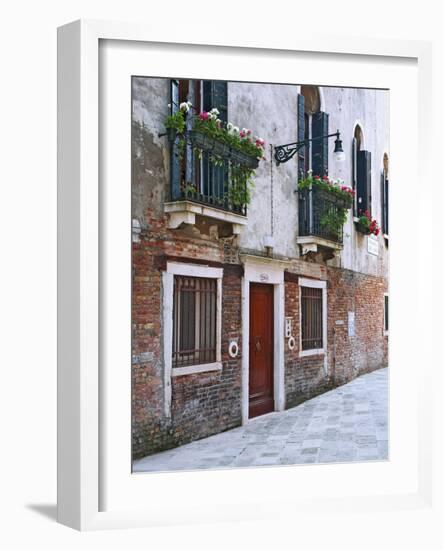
[57,20,433,530]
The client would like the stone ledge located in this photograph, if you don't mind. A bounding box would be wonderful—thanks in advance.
[297,235,343,255]
[164,200,247,234]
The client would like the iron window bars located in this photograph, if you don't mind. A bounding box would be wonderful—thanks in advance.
[301,286,323,350]
[172,275,217,367]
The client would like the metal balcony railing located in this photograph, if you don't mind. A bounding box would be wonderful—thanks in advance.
[172,152,247,217]
[298,187,344,244]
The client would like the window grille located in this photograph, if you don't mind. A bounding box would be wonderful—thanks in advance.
[301,286,323,350]
[172,275,217,367]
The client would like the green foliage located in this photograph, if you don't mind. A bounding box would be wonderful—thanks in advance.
[163,107,265,208]
[164,110,186,133]
[192,114,265,160]
[228,164,255,207]
[299,172,353,238]
[298,173,354,208]
[319,209,348,239]
[356,210,380,235]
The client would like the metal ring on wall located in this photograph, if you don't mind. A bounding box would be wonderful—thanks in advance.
[228,340,239,358]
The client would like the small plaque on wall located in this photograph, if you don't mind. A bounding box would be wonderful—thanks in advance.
[367,235,379,256]
[348,311,355,337]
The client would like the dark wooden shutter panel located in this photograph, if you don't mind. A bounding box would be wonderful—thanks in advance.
[352,138,357,213]
[356,150,371,215]
[170,79,181,200]
[312,111,329,177]
[297,94,305,178]
[211,81,228,122]
[381,172,389,234]
[202,80,229,200]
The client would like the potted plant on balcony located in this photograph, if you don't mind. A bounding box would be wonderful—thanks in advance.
[298,172,355,209]
[298,172,354,241]
[163,105,265,209]
[355,210,380,235]
[164,101,191,141]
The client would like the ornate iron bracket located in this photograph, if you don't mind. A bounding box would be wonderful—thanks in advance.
[274,131,342,166]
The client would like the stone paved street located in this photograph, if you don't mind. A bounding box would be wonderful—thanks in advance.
[133,368,388,473]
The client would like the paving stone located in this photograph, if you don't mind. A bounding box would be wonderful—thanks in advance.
[133,368,389,472]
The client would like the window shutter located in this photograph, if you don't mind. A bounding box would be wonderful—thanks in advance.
[356,150,372,215]
[352,137,358,213]
[170,79,181,200]
[312,111,329,177]
[381,171,389,235]
[211,80,228,122]
[202,80,229,200]
[297,94,305,179]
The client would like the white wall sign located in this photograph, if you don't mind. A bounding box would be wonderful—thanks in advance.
[367,235,379,256]
[348,311,355,337]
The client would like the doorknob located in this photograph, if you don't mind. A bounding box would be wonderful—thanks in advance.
[255,337,262,353]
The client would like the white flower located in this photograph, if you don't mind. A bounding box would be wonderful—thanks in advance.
[227,122,234,132]
[307,169,313,175]
[210,108,220,116]
[179,101,192,112]
[233,126,240,134]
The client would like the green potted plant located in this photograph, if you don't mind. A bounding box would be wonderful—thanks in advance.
[355,210,380,235]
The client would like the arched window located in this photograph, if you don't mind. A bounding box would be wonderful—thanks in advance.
[381,153,389,236]
[352,123,372,216]
[298,86,328,178]
[354,124,363,151]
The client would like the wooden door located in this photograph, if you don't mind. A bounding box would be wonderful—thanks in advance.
[249,283,274,418]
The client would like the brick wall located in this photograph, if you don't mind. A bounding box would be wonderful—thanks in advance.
[284,268,388,409]
[132,229,243,459]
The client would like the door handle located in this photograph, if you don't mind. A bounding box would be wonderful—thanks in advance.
[255,337,262,353]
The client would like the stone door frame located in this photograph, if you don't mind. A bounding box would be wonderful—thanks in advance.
[240,255,288,425]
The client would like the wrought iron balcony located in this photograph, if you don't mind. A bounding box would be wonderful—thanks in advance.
[297,187,345,255]
[171,156,247,217]
[165,132,250,234]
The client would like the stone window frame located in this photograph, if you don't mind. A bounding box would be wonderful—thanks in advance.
[162,261,223,416]
[298,277,328,362]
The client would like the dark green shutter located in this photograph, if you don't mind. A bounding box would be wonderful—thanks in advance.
[170,79,181,200]
[356,150,372,215]
[211,81,228,122]
[297,94,305,179]
[352,138,357,212]
[381,172,389,234]
[202,80,228,201]
[312,111,329,177]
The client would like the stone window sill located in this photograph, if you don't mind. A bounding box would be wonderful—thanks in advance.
[299,348,325,358]
[171,362,222,377]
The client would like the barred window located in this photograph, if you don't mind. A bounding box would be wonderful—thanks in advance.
[301,286,323,350]
[172,275,217,367]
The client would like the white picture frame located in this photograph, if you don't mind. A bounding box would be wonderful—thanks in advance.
[57,19,433,531]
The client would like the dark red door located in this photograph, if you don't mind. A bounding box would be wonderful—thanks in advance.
[249,283,274,418]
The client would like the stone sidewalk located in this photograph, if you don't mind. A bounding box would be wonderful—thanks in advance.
[133,368,388,473]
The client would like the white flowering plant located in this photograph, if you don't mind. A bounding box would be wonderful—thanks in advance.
[164,101,193,133]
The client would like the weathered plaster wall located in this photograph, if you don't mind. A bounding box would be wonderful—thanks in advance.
[324,86,389,278]
[228,82,299,258]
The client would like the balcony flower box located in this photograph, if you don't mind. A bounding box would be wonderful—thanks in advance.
[313,187,348,209]
[230,148,260,169]
[355,211,380,236]
[189,130,231,158]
